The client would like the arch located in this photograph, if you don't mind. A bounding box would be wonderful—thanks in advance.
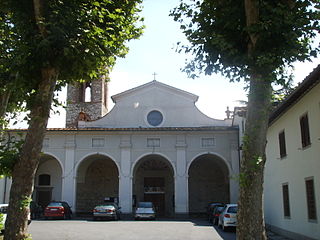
[75,153,120,214]
[132,154,175,216]
[188,153,230,215]
[131,152,176,178]
[187,151,232,176]
[84,83,92,102]
[75,152,120,175]
[42,151,64,175]
[34,154,63,208]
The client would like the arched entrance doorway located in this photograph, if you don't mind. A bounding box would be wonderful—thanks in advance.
[76,154,119,214]
[133,155,174,217]
[188,154,229,214]
[34,154,63,209]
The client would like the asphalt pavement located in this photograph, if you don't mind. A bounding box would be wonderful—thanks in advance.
[28,218,236,240]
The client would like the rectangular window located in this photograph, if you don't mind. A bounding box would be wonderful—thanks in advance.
[147,138,160,147]
[300,113,311,148]
[282,183,290,218]
[92,138,105,147]
[305,178,317,220]
[201,137,215,147]
[278,130,287,158]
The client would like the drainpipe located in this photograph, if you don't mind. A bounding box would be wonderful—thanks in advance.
[3,177,7,203]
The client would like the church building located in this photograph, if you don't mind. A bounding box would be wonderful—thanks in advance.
[1,78,242,216]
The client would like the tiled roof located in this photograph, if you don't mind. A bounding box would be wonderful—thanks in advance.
[269,65,320,125]
[8,126,238,132]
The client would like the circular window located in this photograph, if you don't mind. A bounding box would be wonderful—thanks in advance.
[147,110,163,126]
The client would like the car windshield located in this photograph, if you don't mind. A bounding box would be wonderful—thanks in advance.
[216,206,225,212]
[138,202,152,208]
[227,206,237,213]
[103,204,116,208]
[47,202,63,207]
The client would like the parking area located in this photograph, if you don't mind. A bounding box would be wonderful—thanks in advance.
[28,218,236,240]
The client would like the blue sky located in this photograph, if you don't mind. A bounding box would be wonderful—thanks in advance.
[46,0,319,128]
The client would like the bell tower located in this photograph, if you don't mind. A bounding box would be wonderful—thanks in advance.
[65,75,108,128]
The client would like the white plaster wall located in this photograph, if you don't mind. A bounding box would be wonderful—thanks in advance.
[0,177,11,203]
[39,128,239,214]
[0,129,240,214]
[35,157,63,202]
[0,80,242,213]
[42,135,66,166]
[265,83,320,240]
[186,132,238,172]
[81,81,230,128]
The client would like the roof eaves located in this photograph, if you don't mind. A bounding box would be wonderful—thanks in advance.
[269,65,320,125]
[7,126,239,132]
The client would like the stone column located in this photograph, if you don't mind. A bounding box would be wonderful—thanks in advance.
[62,134,76,211]
[229,141,240,203]
[119,136,132,214]
[174,136,188,215]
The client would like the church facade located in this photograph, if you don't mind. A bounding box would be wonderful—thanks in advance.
[1,80,242,216]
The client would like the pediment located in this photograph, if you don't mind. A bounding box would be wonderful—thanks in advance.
[111,80,198,103]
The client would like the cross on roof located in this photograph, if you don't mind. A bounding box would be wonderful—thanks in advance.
[225,106,232,119]
[152,72,157,81]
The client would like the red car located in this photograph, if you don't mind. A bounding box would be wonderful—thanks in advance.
[44,201,72,219]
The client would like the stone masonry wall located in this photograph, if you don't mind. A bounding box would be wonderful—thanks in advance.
[66,77,108,128]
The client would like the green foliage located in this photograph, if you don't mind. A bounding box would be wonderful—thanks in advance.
[0,12,26,118]
[170,0,320,82]
[0,133,24,176]
[20,196,32,210]
[0,213,3,232]
[0,0,144,175]
[23,235,32,240]
[0,0,144,112]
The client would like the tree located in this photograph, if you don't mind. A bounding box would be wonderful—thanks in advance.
[0,12,25,129]
[171,0,319,239]
[0,1,143,239]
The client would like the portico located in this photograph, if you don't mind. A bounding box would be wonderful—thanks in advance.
[1,80,242,216]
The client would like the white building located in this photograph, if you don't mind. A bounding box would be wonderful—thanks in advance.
[265,65,320,239]
[1,80,241,216]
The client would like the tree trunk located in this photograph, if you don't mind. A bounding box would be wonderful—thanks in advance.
[4,67,58,240]
[0,89,11,129]
[236,1,272,239]
[236,75,272,240]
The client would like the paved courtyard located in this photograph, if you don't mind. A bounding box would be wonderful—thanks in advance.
[28,219,236,240]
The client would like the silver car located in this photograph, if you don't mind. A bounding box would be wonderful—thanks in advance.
[134,202,156,220]
[218,204,237,231]
[93,203,121,220]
